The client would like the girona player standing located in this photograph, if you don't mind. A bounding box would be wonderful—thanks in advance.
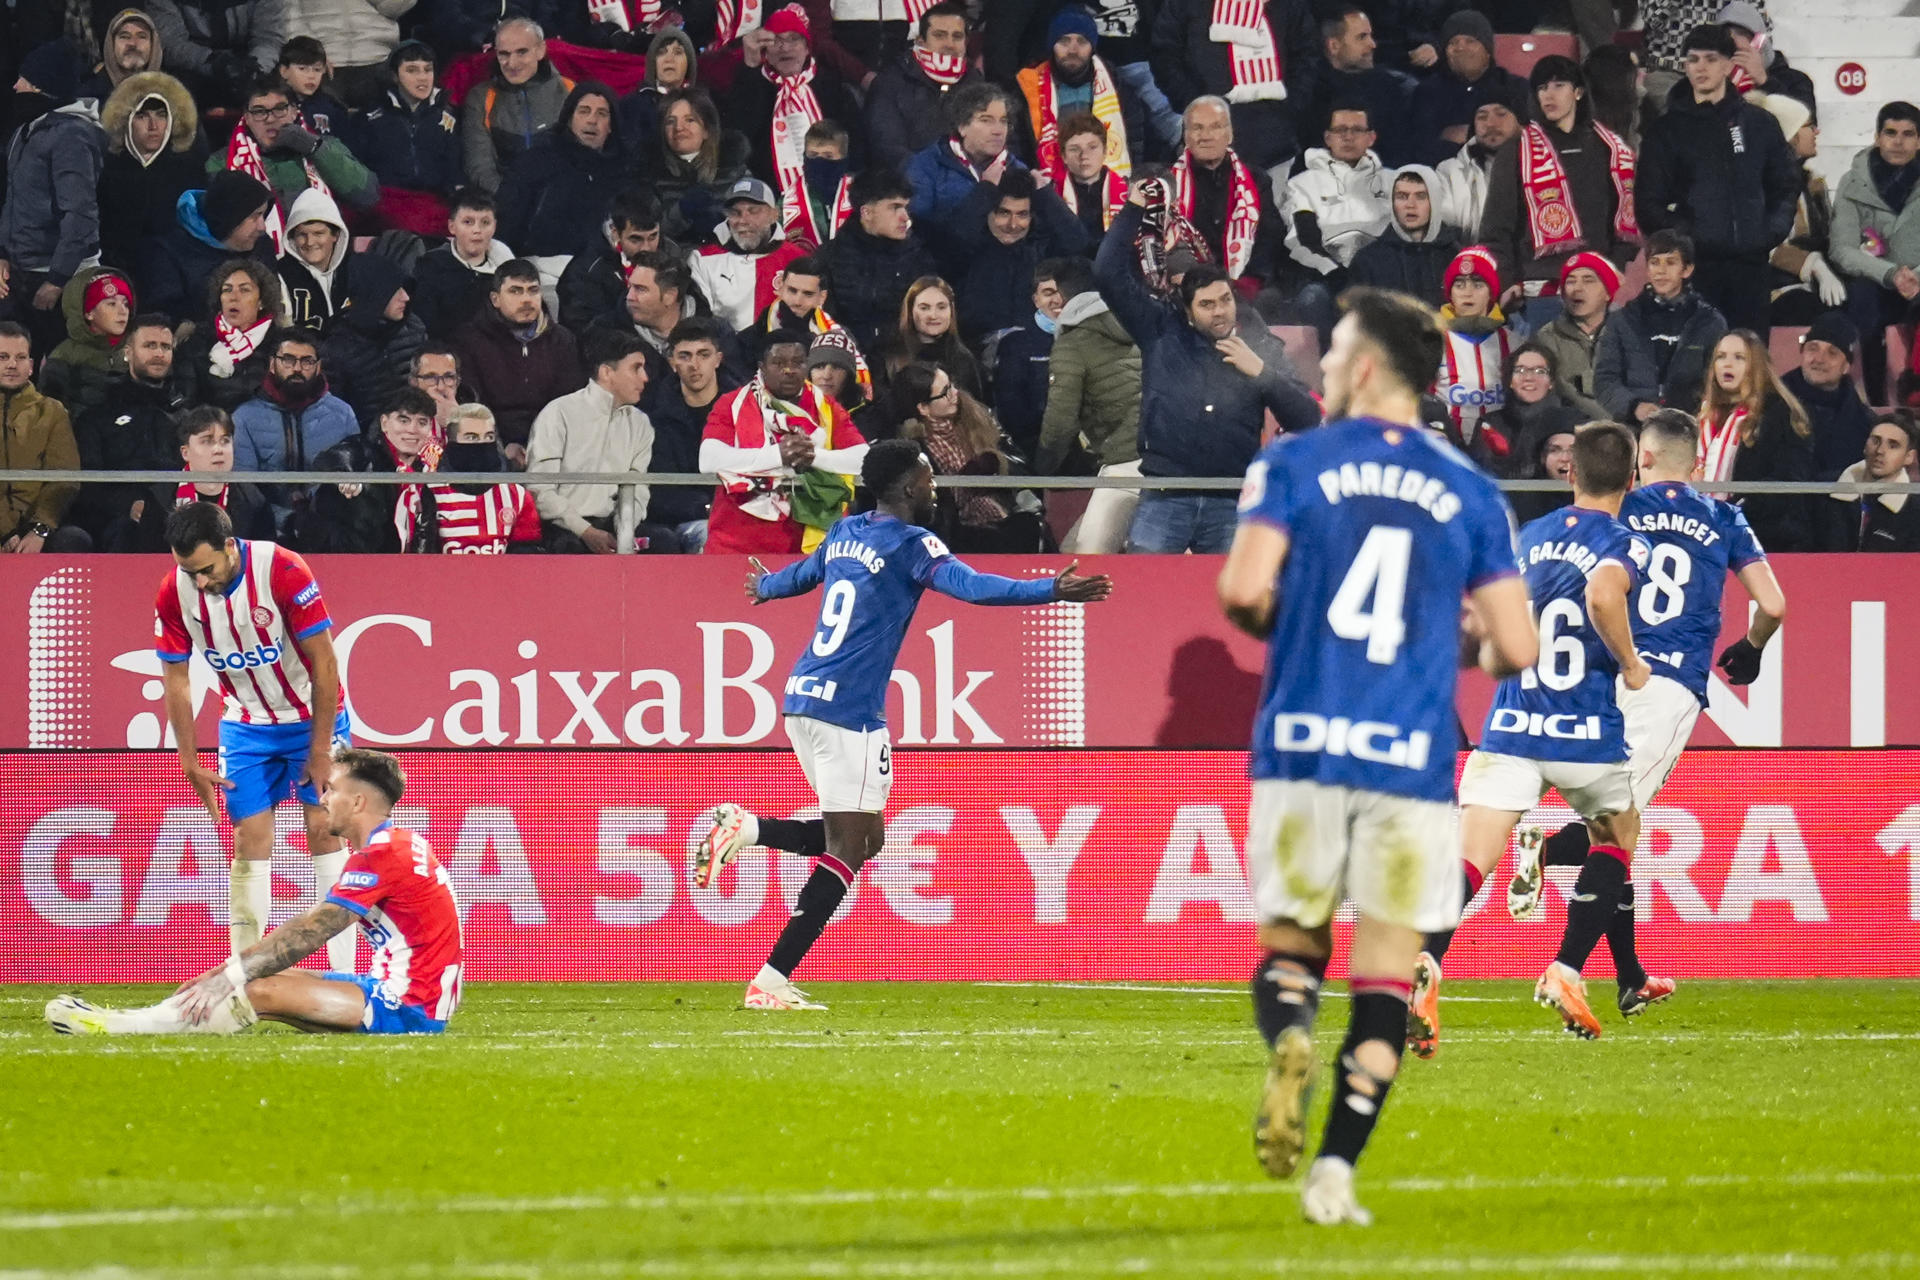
[48,749,464,1035]
[151,501,356,971]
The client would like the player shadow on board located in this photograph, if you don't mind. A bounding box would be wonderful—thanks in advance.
[1156,637,1264,748]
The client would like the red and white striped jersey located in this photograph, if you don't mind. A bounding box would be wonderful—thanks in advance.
[325,823,464,1019]
[425,482,542,554]
[1437,326,1513,436]
[153,539,347,725]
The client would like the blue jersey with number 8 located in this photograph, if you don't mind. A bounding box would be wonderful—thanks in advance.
[1619,482,1766,707]
[1239,420,1518,803]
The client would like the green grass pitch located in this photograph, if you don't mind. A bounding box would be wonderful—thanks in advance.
[3,980,1917,1279]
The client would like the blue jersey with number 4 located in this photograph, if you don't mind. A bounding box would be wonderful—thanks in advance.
[754,512,1058,732]
[1620,482,1766,707]
[1239,419,1518,803]
[1480,506,1651,764]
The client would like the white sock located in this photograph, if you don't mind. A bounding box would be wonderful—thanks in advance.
[740,810,761,847]
[311,848,355,972]
[229,859,271,956]
[102,969,258,1035]
[753,963,789,988]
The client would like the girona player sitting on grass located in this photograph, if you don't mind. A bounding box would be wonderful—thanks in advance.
[46,749,463,1036]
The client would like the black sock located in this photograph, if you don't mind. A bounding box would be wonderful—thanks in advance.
[757,816,827,857]
[1318,988,1407,1167]
[1607,881,1648,991]
[1420,864,1481,964]
[1250,950,1328,1049]
[1554,851,1629,973]
[1542,823,1592,867]
[765,862,851,978]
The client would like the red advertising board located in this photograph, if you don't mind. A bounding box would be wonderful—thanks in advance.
[2,555,1917,751]
[3,750,1915,983]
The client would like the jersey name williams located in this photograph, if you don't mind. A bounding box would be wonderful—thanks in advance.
[823,540,888,573]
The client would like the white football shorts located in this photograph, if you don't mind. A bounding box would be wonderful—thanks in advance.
[1457,749,1634,820]
[784,715,893,814]
[1619,672,1701,810]
[1245,779,1463,933]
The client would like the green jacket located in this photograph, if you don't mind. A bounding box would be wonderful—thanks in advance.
[40,265,132,423]
[206,135,379,210]
[1531,312,1609,423]
[1037,292,1142,471]
[0,382,81,536]
[1830,147,1920,288]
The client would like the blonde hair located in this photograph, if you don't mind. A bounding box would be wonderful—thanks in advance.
[1704,329,1810,443]
[448,402,496,433]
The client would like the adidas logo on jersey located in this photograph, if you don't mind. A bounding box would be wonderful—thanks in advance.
[1272,714,1433,770]
[1489,709,1605,740]
[201,642,283,671]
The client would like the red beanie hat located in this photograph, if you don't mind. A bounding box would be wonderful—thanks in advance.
[763,4,810,41]
[1561,250,1622,297]
[1444,245,1500,297]
[83,272,130,318]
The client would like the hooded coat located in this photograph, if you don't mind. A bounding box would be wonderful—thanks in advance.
[39,266,134,421]
[320,251,429,427]
[1346,166,1456,304]
[78,9,165,103]
[1037,289,1141,472]
[615,31,698,148]
[97,72,205,271]
[495,83,634,257]
[275,188,353,331]
[0,97,105,287]
[136,187,274,324]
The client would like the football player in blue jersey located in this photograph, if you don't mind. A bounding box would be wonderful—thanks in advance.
[692,439,1113,1011]
[1218,288,1538,1226]
[1413,422,1652,1049]
[1504,409,1785,1010]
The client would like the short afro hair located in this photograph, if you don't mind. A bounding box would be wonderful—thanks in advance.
[861,438,930,500]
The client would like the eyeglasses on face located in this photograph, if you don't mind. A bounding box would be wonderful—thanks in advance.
[275,354,321,370]
[1512,365,1551,377]
[246,102,294,121]
[414,372,460,385]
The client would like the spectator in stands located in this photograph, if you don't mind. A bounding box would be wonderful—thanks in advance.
[411,402,542,553]
[1018,8,1145,194]
[906,83,1030,240]
[1532,252,1617,420]
[691,177,807,332]
[0,42,104,359]
[559,192,670,335]
[1821,412,1920,551]
[277,37,350,138]
[615,31,698,150]
[1830,101,1920,405]
[79,9,165,104]
[1434,93,1523,244]
[1719,2,1815,114]
[181,258,285,410]
[132,406,276,551]
[1037,259,1143,554]
[1347,165,1454,304]
[1095,183,1319,553]
[40,268,134,424]
[786,120,855,250]
[729,6,863,202]
[1482,56,1640,329]
[864,4,977,173]
[1433,246,1517,464]
[409,343,462,430]
[879,275,983,404]
[523,328,665,553]
[137,173,274,324]
[823,169,938,353]
[1636,25,1798,334]
[1582,44,1642,148]
[498,81,630,258]
[232,329,360,481]
[1484,341,1584,484]
[1055,113,1129,243]
[298,386,439,553]
[1169,97,1282,289]
[1152,0,1317,174]
[651,90,753,246]
[701,329,868,554]
[73,313,189,548]
[952,171,1092,343]
[647,319,736,553]
[357,40,464,237]
[411,188,514,339]
[98,73,206,275]
[1508,424,1579,523]
[1699,327,1816,550]
[595,251,710,405]
[461,17,571,196]
[1784,312,1876,479]
[148,0,286,107]
[807,329,878,437]
[276,189,353,330]
[1754,91,1845,326]
[282,0,411,110]
[213,73,378,218]
[993,257,1079,461]
[744,255,859,370]
[0,321,89,551]
[892,359,1048,551]
[1302,5,1416,168]
[1408,11,1527,167]
[322,252,426,427]
[452,258,585,463]
[1283,104,1392,301]
[1596,229,1728,423]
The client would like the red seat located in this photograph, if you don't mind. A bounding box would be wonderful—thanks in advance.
[1270,325,1324,393]
[1495,33,1578,80]
[1769,327,1807,377]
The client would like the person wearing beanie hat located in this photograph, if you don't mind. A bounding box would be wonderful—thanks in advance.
[1717,1,1817,113]
[1529,252,1616,418]
[1748,91,1843,324]
[133,172,273,325]
[0,40,104,359]
[805,327,876,433]
[729,3,863,216]
[1409,11,1529,167]
[1434,91,1524,241]
[1019,7,1144,192]
[1596,227,1728,422]
[40,267,138,421]
[1434,245,1517,459]
[357,38,465,235]
[1784,310,1876,479]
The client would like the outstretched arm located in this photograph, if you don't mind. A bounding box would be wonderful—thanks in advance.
[929,557,1112,605]
[174,902,358,1023]
[749,549,827,603]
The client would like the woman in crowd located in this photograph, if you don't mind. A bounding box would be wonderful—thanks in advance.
[807,331,882,440]
[651,89,751,245]
[1483,340,1585,481]
[892,360,1051,552]
[179,259,284,411]
[1699,329,1817,551]
[878,276,984,408]
[618,30,700,148]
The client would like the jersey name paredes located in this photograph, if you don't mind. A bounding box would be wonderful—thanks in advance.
[1620,482,1766,706]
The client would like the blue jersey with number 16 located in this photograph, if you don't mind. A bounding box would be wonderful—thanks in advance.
[1239,419,1518,804]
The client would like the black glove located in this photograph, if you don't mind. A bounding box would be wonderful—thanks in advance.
[276,122,321,156]
[209,50,256,90]
[1716,637,1764,686]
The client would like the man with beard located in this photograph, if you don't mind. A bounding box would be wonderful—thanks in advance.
[451,259,585,463]
[0,42,105,359]
[1434,93,1522,243]
[412,404,542,554]
[231,330,361,524]
[1300,6,1416,168]
[209,73,378,235]
[690,178,807,332]
[79,10,166,108]
[74,313,190,549]
[1018,9,1145,193]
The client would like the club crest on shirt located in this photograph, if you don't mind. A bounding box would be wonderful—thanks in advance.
[251,606,274,627]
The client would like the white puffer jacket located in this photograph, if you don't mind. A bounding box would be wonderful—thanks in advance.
[1282,147,1393,276]
[281,0,414,69]
[1435,142,1492,243]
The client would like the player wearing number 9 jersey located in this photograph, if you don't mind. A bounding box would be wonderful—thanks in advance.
[1218,288,1537,1227]
[693,440,1114,1012]
[1506,410,1785,1017]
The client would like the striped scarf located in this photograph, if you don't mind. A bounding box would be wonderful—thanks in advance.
[784,169,852,247]
[1518,122,1639,258]
[1209,0,1287,104]
[225,125,327,255]
[209,314,271,379]
[911,45,969,87]
[720,377,833,521]
[176,480,229,509]
[1036,56,1132,188]
[948,136,1010,180]
[1173,149,1262,279]
[713,0,764,47]
[1062,168,1129,230]
[1697,404,1749,482]
[586,0,664,31]
[767,61,823,222]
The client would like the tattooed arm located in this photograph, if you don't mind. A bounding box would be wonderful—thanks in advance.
[174,904,359,1023]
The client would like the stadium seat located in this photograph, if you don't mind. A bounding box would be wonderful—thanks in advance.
[1770,327,1807,377]
[1271,325,1324,393]
[1495,33,1578,79]
[1045,491,1091,546]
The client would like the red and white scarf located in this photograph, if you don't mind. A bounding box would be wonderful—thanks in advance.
[1173,148,1262,278]
[767,60,823,219]
[209,313,272,378]
[224,124,326,256]
[720,378,835,521]
[784,169,852,247]
[1062,167,1129,230]
[1036,56,1132,187]
[1518,122,1639,258]
[911,44,968,87]
[587,0,664,31]
[1698,404,1748,481]
[1209,0,1287,104]
[713,0,763,46]
[175,480,229,508]
[948,136,1010,181]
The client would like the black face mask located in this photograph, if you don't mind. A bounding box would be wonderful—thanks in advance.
[803,155,848,194]
[443,440,505,493]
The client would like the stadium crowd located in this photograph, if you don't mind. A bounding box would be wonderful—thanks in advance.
[0,0,1916,556]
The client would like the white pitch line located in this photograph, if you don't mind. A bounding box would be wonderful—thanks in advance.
[972,982,1526,1002]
